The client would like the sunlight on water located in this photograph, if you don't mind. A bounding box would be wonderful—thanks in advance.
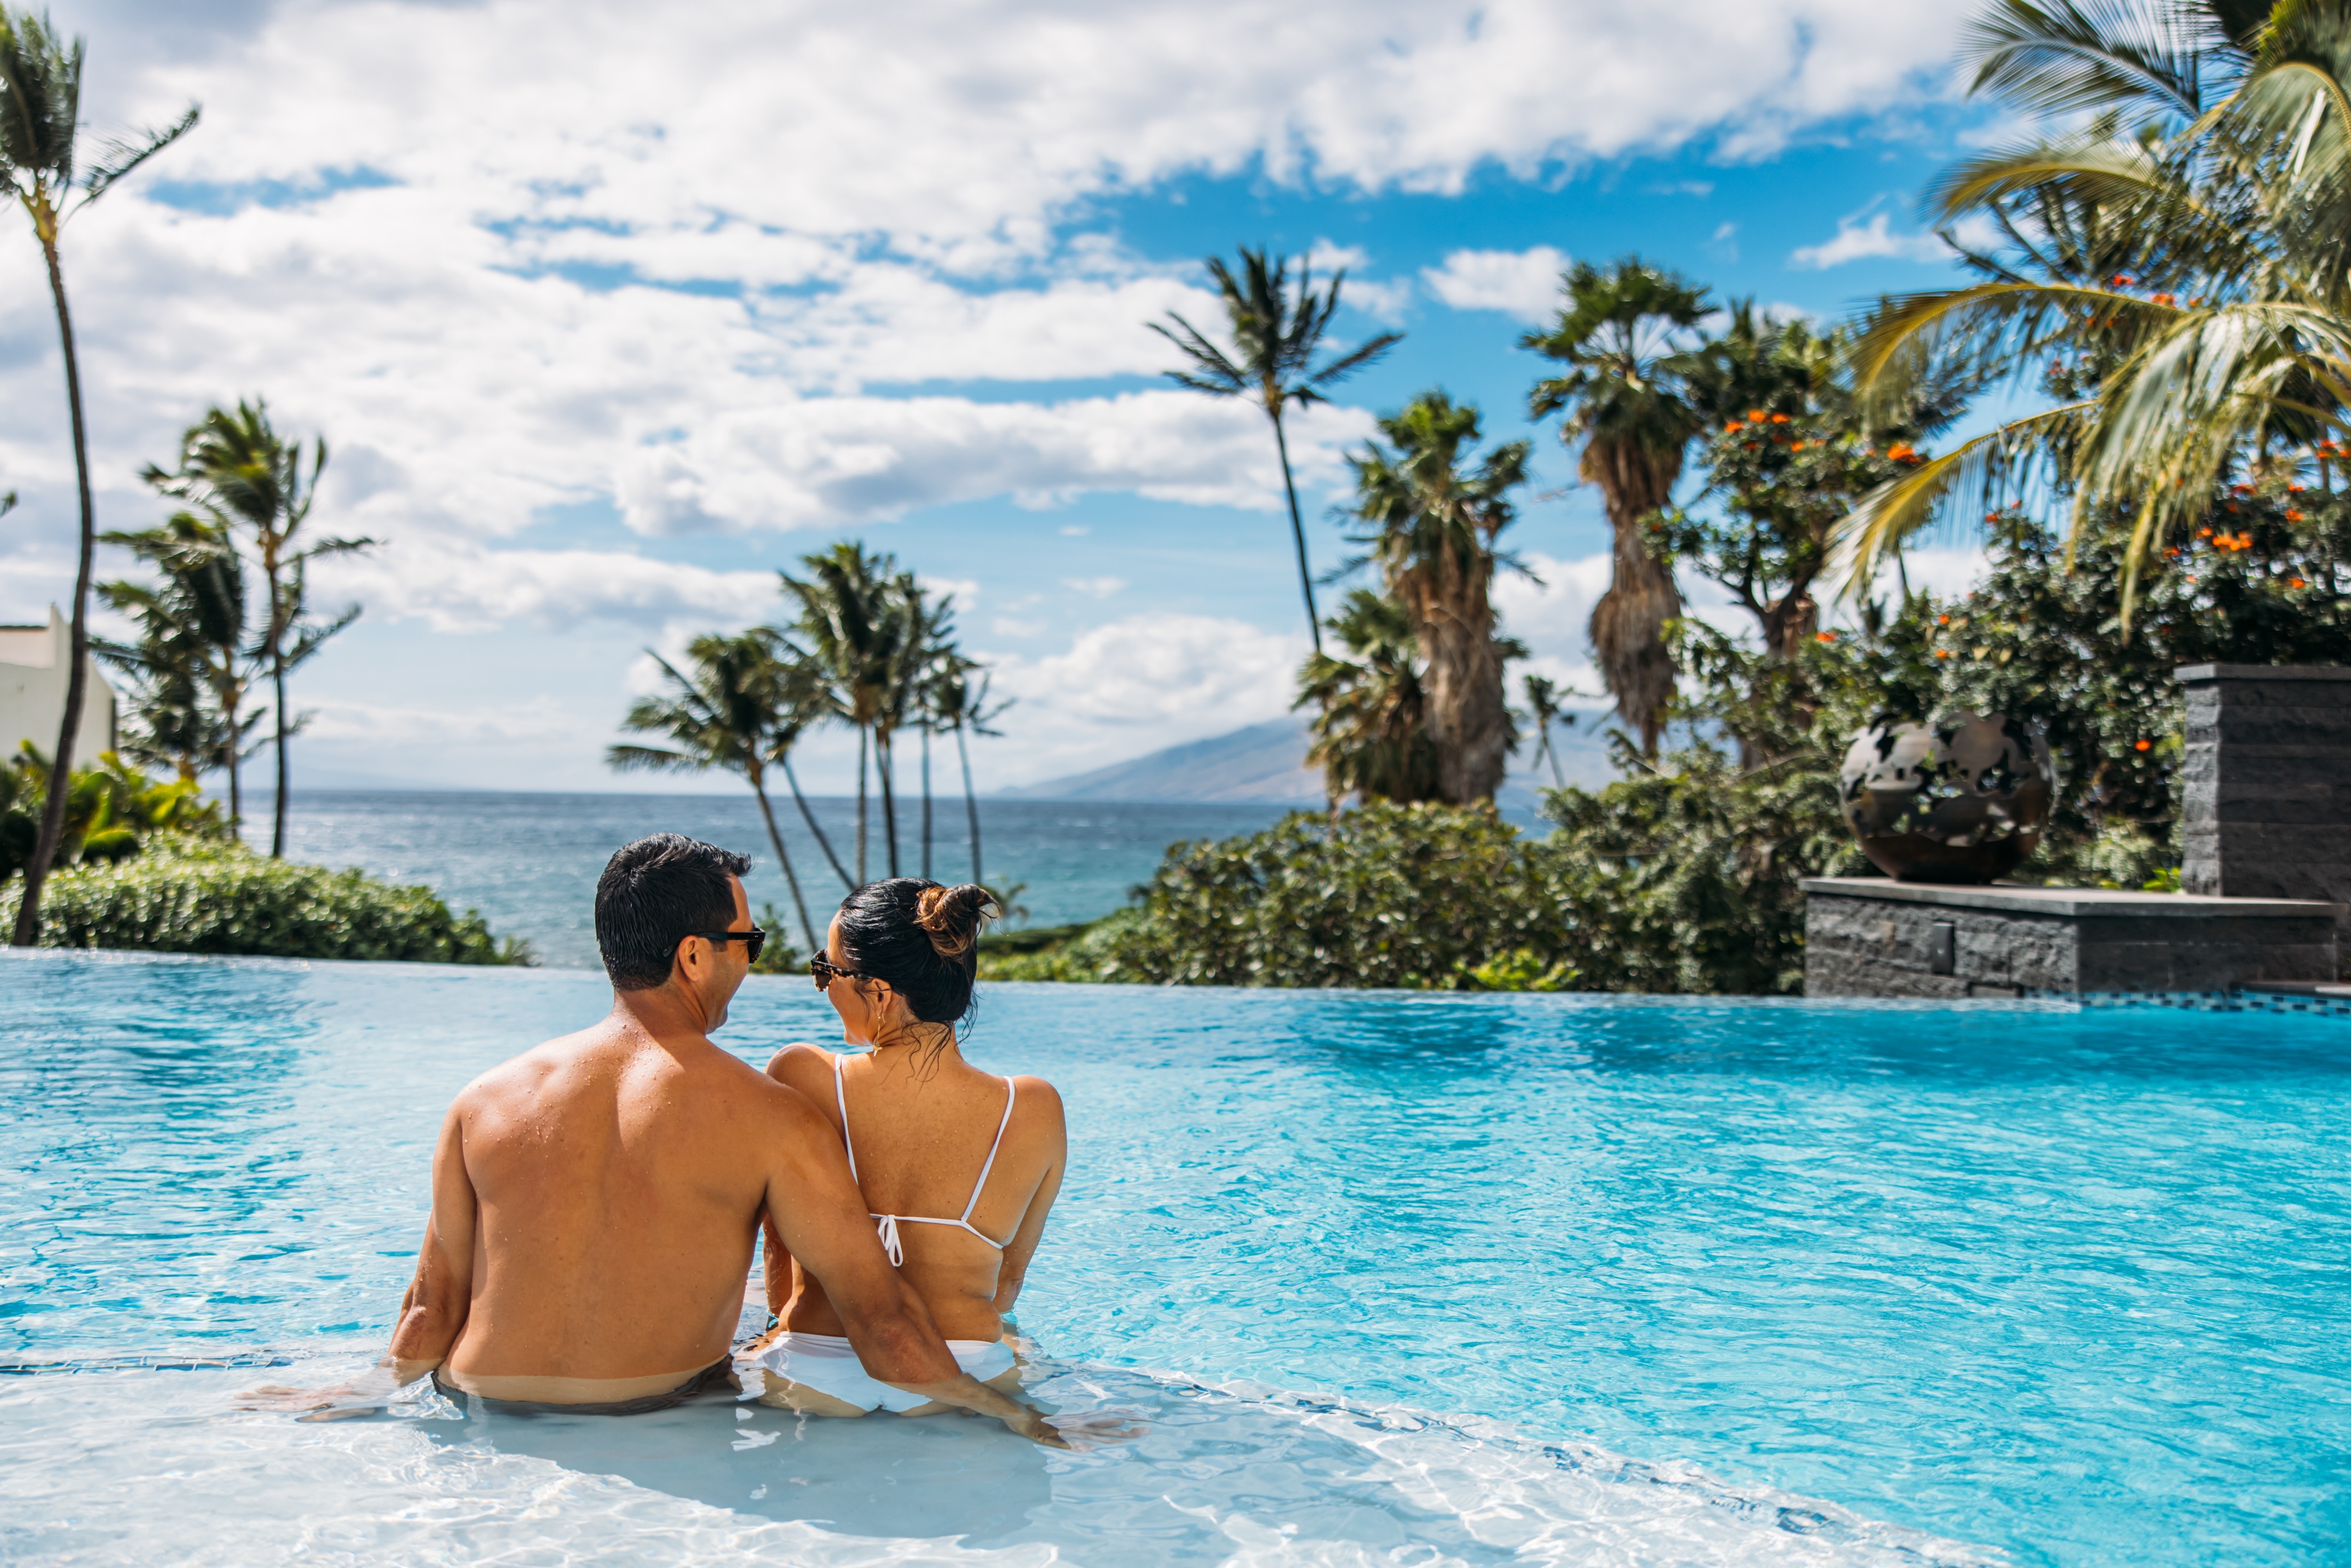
[4,950,2346,1564]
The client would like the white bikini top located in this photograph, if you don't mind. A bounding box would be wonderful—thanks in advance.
[833,1051,1016,1267]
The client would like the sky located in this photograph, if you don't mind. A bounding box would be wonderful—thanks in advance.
[0,0,2012,795]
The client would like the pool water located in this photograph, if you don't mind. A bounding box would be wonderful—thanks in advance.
[4,952,2346,1566]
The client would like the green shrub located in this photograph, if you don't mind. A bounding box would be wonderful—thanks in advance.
[1,839,532,965]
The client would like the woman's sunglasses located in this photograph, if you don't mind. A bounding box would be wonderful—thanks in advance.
[692,927,767,963]
[809,953,870,990]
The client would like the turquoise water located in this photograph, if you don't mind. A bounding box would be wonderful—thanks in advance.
[4,951,2347,1564]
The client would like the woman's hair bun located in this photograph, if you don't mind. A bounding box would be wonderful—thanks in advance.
[914,883,998,958]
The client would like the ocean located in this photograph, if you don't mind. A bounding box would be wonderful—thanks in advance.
[240,791,1301,970]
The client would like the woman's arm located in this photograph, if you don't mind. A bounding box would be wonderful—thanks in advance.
[992,1077,1067,1319]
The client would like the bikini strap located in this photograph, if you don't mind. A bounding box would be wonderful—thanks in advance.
[959,1077,1016,1224]
[832,1051,860,1183]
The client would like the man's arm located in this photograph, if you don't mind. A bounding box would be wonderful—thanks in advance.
[758,1083,1067,1446]
[387,1098,480,1384]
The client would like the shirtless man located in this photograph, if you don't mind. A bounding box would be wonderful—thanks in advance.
[260,833,1056,1440]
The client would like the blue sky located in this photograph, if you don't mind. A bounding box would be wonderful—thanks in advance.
[0,0,2007,793]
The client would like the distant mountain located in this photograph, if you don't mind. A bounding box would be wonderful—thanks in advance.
[999,713,1620,808]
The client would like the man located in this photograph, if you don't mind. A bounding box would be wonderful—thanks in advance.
[267,833,1057,1440]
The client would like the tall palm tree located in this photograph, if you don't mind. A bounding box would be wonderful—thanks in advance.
[1345,391,1531,805]
[1523,673,1570,789]
[144,400,371,857]
[607,631,822,957]
[96,511,256,804]
[929,665,1008,884]
[779,542,912,883]
[1841,0,2351,616]
[1523,257,1711,759]
[1151,247,1402,655]
[766,635,854,892]
[2,10,197,944]
[1296,589,1441,806]
[908,598,974,883]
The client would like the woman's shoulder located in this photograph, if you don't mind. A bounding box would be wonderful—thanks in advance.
[764,1042,839,1091]
[1004,1072,1064,1130]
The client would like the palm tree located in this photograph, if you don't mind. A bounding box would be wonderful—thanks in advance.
[608,631,821,957]
[143,400,371,857]
[1523,257,1711,759]
[1523,674,1570,789]
[96,511,256,802]
[1840,0,2351,616]
[908,601,974,883]
[779,542,915,883]
[1,10,197,944]
[929,665,1009,884]
[1296,589,1442,806]
[766,636,854,892]
[1151,247,1402,655]
[1345,391,1531,804]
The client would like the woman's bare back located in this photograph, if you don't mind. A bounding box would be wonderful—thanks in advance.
[765,1041,1066,1343]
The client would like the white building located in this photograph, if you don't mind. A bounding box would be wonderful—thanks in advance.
[0,605,119,770]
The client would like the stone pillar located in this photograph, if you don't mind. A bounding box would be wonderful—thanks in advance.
[2177,665,2351,907]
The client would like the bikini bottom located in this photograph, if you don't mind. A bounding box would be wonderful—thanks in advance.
[745,1332,1014,1414]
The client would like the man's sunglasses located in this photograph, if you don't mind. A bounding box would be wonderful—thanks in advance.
[692,927,767,962]
[809,953,870,990]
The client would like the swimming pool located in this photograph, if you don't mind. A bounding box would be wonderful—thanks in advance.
[3,952,2344,1565]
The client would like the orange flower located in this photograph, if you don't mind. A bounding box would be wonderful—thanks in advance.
[1725,422,1744,434]
[1815,631,1836,644]
[1886,442,1919,462]
[2292,577,2309,589]
[1747,409,1766,421]
[1934,649,1953,659]
[2151,292,2176,306]
[1769,413,1791,424]
[2289,483,2306,492]
[2135,739,2152,752]
[2288,510,2305,521]
[2111,274,2134,286]
[1937,614,1950,625]
[2198,527,2214,538]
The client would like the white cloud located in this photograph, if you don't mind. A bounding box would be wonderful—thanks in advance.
[312,544,777,635]
[1422,246,1570,323]
[1789,211,1949,269]
[1059,576,1128,599]
[980,612,1305,779]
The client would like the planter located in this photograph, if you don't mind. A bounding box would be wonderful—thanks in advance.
[1838,713,2054,883]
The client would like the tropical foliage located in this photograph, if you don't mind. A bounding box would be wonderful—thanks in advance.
[0,834,530,964]
[0,746,226,886]
[1,6,198,944]
[1840,0,2351,615]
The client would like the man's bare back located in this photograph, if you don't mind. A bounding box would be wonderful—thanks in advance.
[254,836,1058,1441]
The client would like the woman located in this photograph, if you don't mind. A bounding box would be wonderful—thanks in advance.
[746,879,1066,1416]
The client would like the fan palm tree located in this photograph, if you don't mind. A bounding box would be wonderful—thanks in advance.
[1151,247,1402,655]
[144,400,371,857]
[1523,257,1711,759]
[1522,674,1571,789]
[607,631,821,957]
[1297,589,1442,806]
[2,9,197,943]
[1345,391,1532,804]
[96,511,257,804]
[779,542,915,883]
[1840,0,2351,617]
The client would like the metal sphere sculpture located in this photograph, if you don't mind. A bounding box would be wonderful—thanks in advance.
[1838,713,2055,883]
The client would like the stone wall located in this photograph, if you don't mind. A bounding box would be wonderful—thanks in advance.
[1802,879,2340,999]
[2179,665,2351,913]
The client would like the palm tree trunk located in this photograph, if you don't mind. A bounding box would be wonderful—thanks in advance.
[1418,582,1511,805]
[856,726,869,885]
[1582,438,1683,759]
[877,727,900,878]
[270,650,290,858]
[957,721,983,885]
[748,767,819,958]
[782,753,852,891]
[12,230,96,948]
[1269,408,1323,658]
[920,724,934,882]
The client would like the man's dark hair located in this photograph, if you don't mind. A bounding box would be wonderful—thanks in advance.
[596,834,752,991]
